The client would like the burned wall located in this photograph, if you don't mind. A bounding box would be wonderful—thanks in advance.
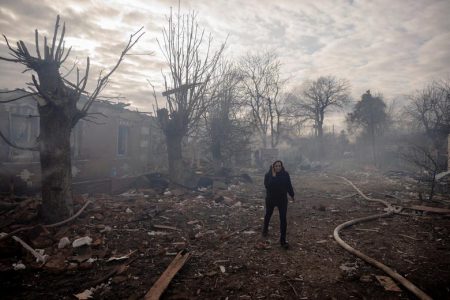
[0,91,164,194]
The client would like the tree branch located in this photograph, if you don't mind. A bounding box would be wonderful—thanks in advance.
[0,130,39,151]
[0,92,38,103]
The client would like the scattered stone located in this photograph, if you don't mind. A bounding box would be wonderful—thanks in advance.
[13,262,26,270]
[223,197,235,206]
[231,201,242,208]
[44,254,67,272]
[100,226,112,233]
[72,236,93,248]
[74,289,94,300]
[94,213,104,220]
[340,262,359,277]
[58,237,71,249]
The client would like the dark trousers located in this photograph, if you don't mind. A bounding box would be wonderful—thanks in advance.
[263,198,288,243]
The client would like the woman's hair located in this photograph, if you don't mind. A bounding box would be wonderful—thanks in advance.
[269,160,285,172]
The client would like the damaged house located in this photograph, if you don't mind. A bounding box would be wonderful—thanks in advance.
[0,89,165,195]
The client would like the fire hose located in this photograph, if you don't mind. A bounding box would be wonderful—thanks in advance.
[334,176,432,300]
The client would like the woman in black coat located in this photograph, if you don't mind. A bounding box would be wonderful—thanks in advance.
[263,160,295,249]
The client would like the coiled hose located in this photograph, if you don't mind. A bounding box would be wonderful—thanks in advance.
[334,176,432,300]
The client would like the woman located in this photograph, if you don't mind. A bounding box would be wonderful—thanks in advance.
[263,160,295,249]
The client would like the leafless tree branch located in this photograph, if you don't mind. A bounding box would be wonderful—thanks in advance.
[0,130,39,151]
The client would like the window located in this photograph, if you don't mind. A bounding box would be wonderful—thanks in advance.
[9,113,37,160]
[117,125,129,155]
[71,121,83,158]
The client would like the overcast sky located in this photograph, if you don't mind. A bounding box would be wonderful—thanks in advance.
[1,0,449,117]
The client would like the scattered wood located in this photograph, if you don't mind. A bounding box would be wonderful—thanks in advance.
[398,234,421,241]
[285,279,299,297]
[410,205,450,214]
[12,235,48,264]
[338,193,358,200]
[220,226,251,242]
[0,200,92,242]
[153,224,180,231]
[355,228,380,233]
[74,289,94,300]
[77,257,138,295]
[89,263,129,290]
[375,275,402,292]
[144,250,191,300]
[106,250,137,262]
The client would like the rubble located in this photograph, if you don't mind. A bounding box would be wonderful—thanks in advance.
[0,170,449,299]
[72,236,93,248]
[58,237,70,249]
[12,261,26,270]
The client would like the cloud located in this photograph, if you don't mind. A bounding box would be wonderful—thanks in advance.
[0,0,449,119]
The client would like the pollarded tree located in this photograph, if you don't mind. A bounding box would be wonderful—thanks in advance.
[0,16,143,222]
[154,9,226,183]
[347,90,389,164]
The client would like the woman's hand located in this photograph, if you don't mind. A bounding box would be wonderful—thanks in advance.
[271,166,276,177]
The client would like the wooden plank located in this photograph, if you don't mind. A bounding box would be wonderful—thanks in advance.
[144,250,190,300]
[153,224,180,231]
[375,275,402,292]
[410,205,450,214]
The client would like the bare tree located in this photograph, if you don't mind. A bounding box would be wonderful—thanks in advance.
[401,137,440,202]
[238,51,284,149]
[406,80,450,157]
[206,61,251,169]
[0,16,143,222]
[289,75,350,155]
[153,8,226,183]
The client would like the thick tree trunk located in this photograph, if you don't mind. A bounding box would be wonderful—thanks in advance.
[38,105,73,222]
[166,134,184,183]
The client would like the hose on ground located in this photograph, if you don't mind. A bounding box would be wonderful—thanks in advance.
[333,176,432,300]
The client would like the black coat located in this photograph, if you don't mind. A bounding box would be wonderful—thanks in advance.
[264,168,294,201]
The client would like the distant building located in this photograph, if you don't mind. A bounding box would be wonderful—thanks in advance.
[0,89,165,194]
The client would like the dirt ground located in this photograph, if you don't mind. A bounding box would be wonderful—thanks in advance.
[1,167,450,300]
